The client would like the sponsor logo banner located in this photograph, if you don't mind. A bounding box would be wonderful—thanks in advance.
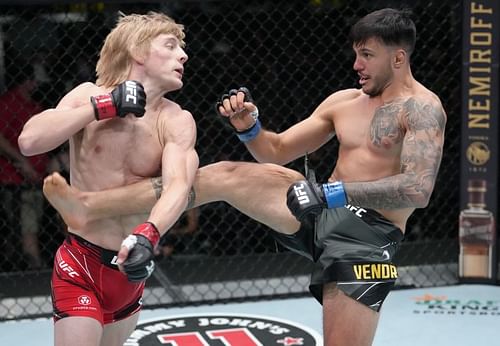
[460,0,499,282]
[411,293,500,316]
[125,313,323,346]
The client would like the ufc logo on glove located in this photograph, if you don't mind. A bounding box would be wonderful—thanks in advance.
[292,183,311,205]
[125,81,138,104]
[91,80,146,119]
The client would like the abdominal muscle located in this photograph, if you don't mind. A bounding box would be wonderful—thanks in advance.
[67,160,154,250]
[65,110,163,251]
[68,212,150,251]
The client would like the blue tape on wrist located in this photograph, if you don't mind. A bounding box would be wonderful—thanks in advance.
[322,181,347,208]
[236,119,261,143]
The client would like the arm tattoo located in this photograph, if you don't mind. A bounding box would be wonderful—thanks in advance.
[151,177,163,200]
[187,187,196,209]
[347,97,446,209]
[150,177,196,209]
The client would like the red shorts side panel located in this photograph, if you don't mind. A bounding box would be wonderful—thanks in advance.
[52,235,145,325]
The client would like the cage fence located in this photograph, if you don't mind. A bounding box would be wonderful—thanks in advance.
[0,0,463,320]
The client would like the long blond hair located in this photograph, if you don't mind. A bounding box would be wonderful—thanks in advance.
[96,11,185,87]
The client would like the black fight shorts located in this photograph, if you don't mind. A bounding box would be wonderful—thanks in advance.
[272,205,404,312]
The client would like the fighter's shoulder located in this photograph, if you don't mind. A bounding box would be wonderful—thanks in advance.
[158,98,194,123]
[323,88,362,105]
[67,82,103,96]
[314,88,362,116]
[404,86,447,129]
[413,84,443,104]
[157,99,196,137]
[409,86,447,118]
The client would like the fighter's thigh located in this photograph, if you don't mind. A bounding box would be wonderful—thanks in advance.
[54,316,102,346]
[322,283,379,346]
[101,313,140,346]
[194,161,304,234]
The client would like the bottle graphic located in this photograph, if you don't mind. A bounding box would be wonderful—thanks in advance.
[459,179,496,280]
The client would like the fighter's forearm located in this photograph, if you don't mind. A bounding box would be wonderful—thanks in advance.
[147,180,192,234]
[18,105,94,156]
[343,170,436,210]
[245,129,287,164]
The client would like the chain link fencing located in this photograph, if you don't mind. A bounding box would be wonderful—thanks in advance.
[0,0,463,320]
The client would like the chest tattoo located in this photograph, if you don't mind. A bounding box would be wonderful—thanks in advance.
[370,102,405,147]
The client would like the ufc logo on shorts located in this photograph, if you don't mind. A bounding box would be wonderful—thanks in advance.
[110,255,119,265]
[293,183,310,205]
[125,81,137,104]
[58,260,79,278]
[146,260,155,276]
[345,204,367,218]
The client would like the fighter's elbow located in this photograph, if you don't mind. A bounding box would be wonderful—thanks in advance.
[416,196,430,208]
[399,184,432,209]
[18,126,59,156]
[17,132,37,156]
[402,172,435,209]
[411,190,432,209]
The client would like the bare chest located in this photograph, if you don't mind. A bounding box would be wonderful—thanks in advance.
[75,118,162,179]
[335,101,406,155]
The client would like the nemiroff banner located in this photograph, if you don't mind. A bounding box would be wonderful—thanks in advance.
[460,0,499,282]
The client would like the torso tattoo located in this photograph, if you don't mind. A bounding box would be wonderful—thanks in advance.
[347,96,446,211]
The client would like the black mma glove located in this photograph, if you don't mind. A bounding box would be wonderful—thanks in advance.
[121,222,160,282]
[286,180,347,222]
[215,87,260,142]
[91,80,146,120]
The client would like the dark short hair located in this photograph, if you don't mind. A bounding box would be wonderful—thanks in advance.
[349,8,416,55]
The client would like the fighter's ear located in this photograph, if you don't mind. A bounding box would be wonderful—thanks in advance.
[130,46,146,65]
[393,49,406,69]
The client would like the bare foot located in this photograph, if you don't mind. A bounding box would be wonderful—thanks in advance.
[43,172,89,230]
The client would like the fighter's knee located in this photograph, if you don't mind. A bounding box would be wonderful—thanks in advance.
[207,161,258,177]
[284,168,305,182]
[214,160,240,174]
[263,164,304,184]
[202,161,304,185]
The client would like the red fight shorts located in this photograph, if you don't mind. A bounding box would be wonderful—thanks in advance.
[51,233,145,325]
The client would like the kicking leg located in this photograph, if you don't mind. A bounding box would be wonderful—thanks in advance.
[43,172,157,229]
[194,161,303,235]
[44,161,303,235]
[43,172,89,230]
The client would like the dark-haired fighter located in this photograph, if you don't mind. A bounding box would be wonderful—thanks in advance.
[43,8,446,346]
